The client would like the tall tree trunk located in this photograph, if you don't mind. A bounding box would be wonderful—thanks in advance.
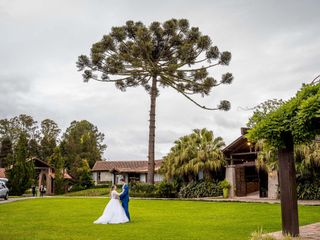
[147,76,157,184]
[278,134,299,237]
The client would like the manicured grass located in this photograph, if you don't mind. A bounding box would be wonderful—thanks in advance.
[0,198,319,240]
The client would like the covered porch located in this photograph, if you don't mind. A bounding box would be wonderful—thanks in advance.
[223,128,278,199]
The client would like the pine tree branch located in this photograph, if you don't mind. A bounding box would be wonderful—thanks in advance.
[160,75,219,110]
[177,62,220,72]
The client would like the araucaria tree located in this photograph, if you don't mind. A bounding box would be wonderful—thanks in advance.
[77,19,233,183]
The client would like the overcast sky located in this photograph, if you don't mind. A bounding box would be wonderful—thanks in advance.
[0,0,319,160]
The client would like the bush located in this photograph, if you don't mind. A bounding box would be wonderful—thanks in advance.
[218,179,231,189]
[128,182,178,198]
[129,182,157,197]
[156,181,177,198]
[179,180,222,198]
[297,180,320,200]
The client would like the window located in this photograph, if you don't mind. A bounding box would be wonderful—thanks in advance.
[97,172,101,182]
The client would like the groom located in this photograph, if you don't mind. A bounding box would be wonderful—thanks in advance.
[119,178,130,221]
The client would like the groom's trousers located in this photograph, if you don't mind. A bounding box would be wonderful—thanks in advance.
[122,201,130,220]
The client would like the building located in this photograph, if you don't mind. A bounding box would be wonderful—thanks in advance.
[91,160,163,185]
[0,158,73,194]
[223,128,279,199]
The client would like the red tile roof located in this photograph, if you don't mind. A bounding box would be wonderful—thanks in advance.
[50,172,73,180]
[0,168,6,178]
[92,160,163,173]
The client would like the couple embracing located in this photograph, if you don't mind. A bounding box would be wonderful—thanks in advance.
[94,179,130,224]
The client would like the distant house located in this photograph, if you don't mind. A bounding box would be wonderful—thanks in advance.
[0,158,73,194]
[223,128,279,199]
[91,160,163,185]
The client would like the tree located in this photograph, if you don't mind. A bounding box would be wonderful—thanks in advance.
[0,137,13,168]
[247,82,320,236]
[40,119,61,161]
[50,147,65,194]
[246,99,284,128]
[77,159,94,188]
[6,133,35,196]
[28,138,41,159]
[77,19,233,183]
[60,120,106,181]
[161,128,225,183]
[0,114,39,148]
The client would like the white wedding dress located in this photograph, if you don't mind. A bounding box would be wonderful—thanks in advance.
[93,190,129,224]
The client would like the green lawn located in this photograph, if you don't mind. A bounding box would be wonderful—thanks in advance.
[0,198,319,240]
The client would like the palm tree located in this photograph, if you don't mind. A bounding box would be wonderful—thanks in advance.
[161,128,225,182]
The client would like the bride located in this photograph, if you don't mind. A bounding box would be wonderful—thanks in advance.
[93,185,129,224]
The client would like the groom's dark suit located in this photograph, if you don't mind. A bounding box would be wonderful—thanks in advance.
[120,184,130,220]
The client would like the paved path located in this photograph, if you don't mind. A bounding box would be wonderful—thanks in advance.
[267,222,320,239]
[0,197,35,204]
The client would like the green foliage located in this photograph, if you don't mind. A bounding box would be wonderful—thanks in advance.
[247,99,284,128]
[77,19,233,111]
[0,114,39,148]
[60,120,106,183]
[161,128,225,182]
[297,180,320,200]
[247,83,320,149]
[50,147,65,194]
[156,181,177,198]
[218,179,231,189]
[0,115,61,163]
[40,119,61,162]
[6,133,35,196]
[178,180,222,198]
[77,159,94,188]
[128,182,178,198]
[61,120,106,169]
[0,137,13,168]
[129,182,157,197]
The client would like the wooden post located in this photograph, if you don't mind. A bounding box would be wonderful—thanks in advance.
[278,135,299,236]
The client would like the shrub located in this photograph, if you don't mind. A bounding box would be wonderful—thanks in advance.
[218,179,231,189]
[179,180,222,198]
[129,182,157,197]
[297,180,320,200]
[156,181,177,198]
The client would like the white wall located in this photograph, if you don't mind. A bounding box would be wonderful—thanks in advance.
[100,172,113,182]
[154,173,163,182]
[92,171,113,185]
[92,172,97,185]
[140,173,146,183]
[268,171,279,199]
[225,165,236,198]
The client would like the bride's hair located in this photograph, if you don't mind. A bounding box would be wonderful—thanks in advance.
[111,185,116,191]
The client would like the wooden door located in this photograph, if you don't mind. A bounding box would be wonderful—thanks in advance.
[235,166,246,196]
